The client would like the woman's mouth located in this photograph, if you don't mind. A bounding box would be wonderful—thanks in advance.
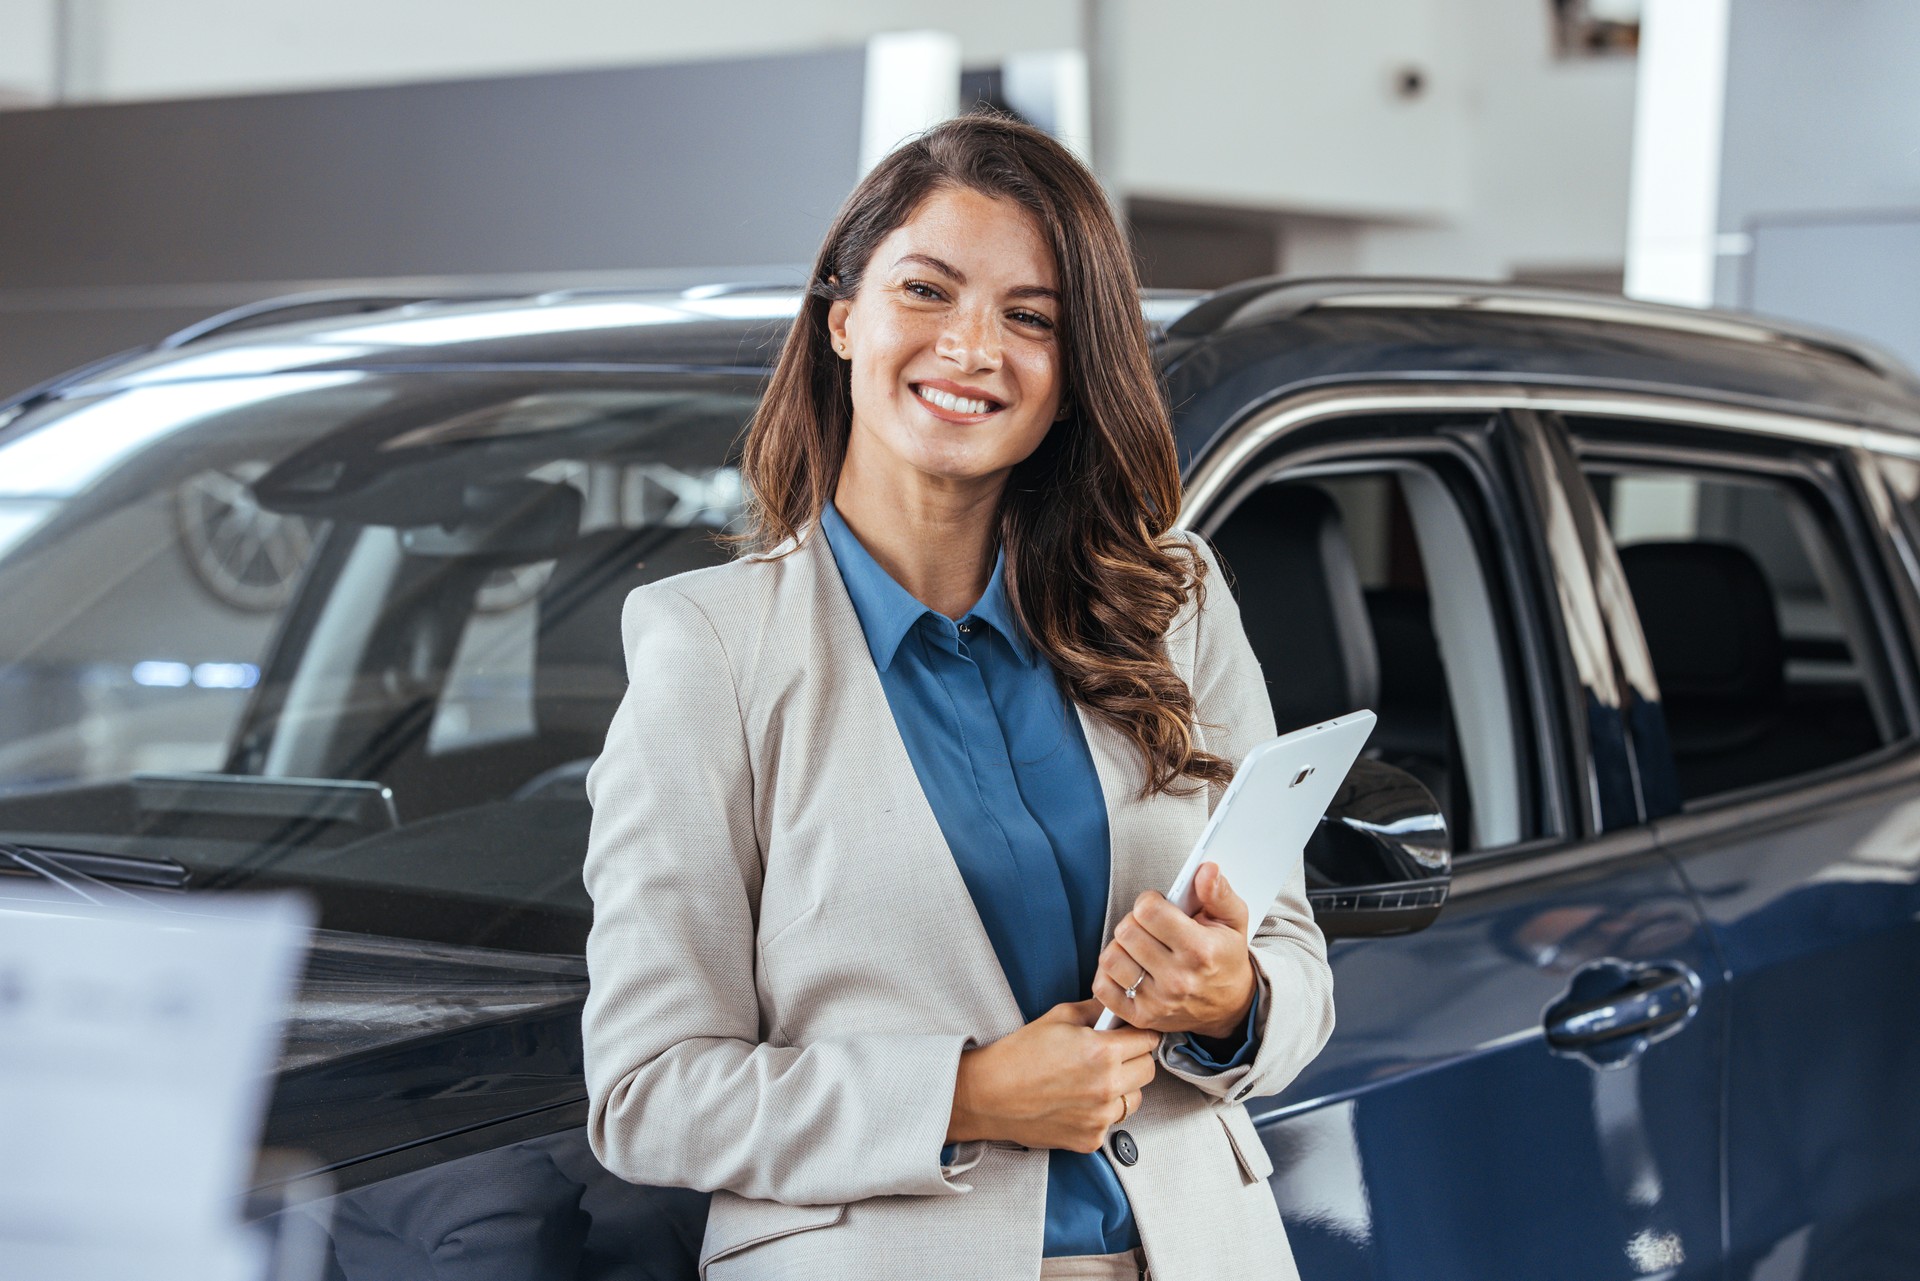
[912,383,1004,421]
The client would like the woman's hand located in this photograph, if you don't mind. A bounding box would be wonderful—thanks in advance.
[1092,862,1257,1040]
[948,999,1159,1154]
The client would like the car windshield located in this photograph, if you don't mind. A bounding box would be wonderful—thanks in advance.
[0,367,759,953]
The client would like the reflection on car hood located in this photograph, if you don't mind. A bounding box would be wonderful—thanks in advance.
[281,929,586,1072]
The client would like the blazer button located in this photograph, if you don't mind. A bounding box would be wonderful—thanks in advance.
[1111,1130,1139,1166]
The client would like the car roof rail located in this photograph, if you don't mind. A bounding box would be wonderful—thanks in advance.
[678,281,803,299]
[519,281,800,305]
[1173,276,1920,388]
[0,345,153,420]
[156,289,515,350]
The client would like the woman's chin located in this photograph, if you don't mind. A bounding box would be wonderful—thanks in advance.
[878,435,1009,487]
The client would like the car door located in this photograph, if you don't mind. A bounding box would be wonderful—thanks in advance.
[1183,399,1726,1280]
[1565,409,1920,1281]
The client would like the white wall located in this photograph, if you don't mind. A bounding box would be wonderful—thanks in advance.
[0,0,1076,101]
[1347,0,1638,280]
[1114,0,1635,281]
[0,0,55,100]
[1113,0,1470,221]
[0,0,1637,286]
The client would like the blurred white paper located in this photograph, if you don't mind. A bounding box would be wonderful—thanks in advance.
[3,1232,266,1281]
[0,885,311,1269]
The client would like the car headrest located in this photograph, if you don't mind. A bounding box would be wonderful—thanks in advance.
[1618,540,1784,753]
[1206,484,1380,732]
[534,527,730,733]
[1366,587,1449,754]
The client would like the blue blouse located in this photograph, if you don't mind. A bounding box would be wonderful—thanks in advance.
[819,505,1257,1257]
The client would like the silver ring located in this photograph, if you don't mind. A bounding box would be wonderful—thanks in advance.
[1124,976,1143,1000]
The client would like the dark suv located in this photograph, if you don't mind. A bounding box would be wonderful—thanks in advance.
[2,279,1916,1280]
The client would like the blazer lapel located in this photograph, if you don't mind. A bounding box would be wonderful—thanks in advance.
[795,530,1028,1039]
[1077,704,1210,946]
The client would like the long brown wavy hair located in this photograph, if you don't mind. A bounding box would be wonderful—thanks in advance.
[739,111,1230,798]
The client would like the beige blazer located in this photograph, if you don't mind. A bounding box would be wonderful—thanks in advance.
[582,527,1335,1281]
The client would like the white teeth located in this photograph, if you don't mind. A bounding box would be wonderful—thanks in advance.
[917,385,995,415]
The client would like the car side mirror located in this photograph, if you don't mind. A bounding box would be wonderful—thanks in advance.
[1305,757,1451,939]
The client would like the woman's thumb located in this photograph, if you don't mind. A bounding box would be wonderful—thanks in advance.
[1198,862,1249,929]
[1047,997,1105,1025]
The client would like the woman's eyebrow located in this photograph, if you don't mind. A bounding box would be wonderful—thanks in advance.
[895,253,1059,303]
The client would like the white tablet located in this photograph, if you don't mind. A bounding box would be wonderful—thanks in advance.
[1094,708,1376,1032]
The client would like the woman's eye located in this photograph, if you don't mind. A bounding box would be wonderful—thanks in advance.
[903,280,943,301]
[1011,310,1055,330]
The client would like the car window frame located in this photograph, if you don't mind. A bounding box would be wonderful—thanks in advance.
[1564,418,1920,817]
[1579,449,1900,733]
[1176,380,1920,896]
[1858,448,1920,659]
[1183,417,1569,856]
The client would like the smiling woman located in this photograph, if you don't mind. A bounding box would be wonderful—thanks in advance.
[744,114,1224,797]
[580,112,1335,1281]
[827,187,1068,616]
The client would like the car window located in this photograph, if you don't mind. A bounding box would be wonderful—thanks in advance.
[0,381,382,786]
[1585,461,1894,803]
[422,460,745,759]
[1870,453,1920,580]
[1201,457,1541,851]
[0,370,758,952]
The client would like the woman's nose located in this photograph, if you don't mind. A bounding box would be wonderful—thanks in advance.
[935,306,1002,372]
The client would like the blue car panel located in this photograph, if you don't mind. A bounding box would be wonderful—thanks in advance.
[1264,850,1726,1281]
[1660,779,1920,1280]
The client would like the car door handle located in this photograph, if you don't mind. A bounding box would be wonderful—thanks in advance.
[1544,959,1702,1066]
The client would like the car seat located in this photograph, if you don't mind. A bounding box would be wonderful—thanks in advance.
[1618,539,1876,798]
[1364,586,1458,825]
[1206,484,1380,733]
[1209,481,1474,841]
[376,525,730,818]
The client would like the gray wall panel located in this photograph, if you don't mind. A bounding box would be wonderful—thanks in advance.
[1714,0,1920,355]
[1748,215,1920,374]
[0,49,866,391]
[0,51,864,285]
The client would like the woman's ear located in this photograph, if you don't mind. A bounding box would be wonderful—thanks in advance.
[826,297,853,361]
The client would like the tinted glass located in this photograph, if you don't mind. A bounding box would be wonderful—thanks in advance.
[0,370,758,953]
[1206,459,1540,850]
[1588,465,1891,801]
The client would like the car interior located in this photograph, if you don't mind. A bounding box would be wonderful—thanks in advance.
[220,428,747,939]
[0,376,762,949]
[1204,460,1532,852]
[1589,465,1891,803]
[378,523,732,820]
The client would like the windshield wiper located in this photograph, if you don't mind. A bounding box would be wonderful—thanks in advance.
[0,841,190,903]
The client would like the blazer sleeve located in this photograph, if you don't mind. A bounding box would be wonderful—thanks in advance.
[581,582,976,1205]
[1156,532,1338,1103]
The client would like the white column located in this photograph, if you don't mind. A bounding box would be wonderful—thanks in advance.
[859,30,961,176]
[1624,0,1732,307]
[0,0,59,104]
[1002,48,1091,164]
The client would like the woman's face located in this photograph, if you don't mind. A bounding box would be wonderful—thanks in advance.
[827,185,1066,497]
